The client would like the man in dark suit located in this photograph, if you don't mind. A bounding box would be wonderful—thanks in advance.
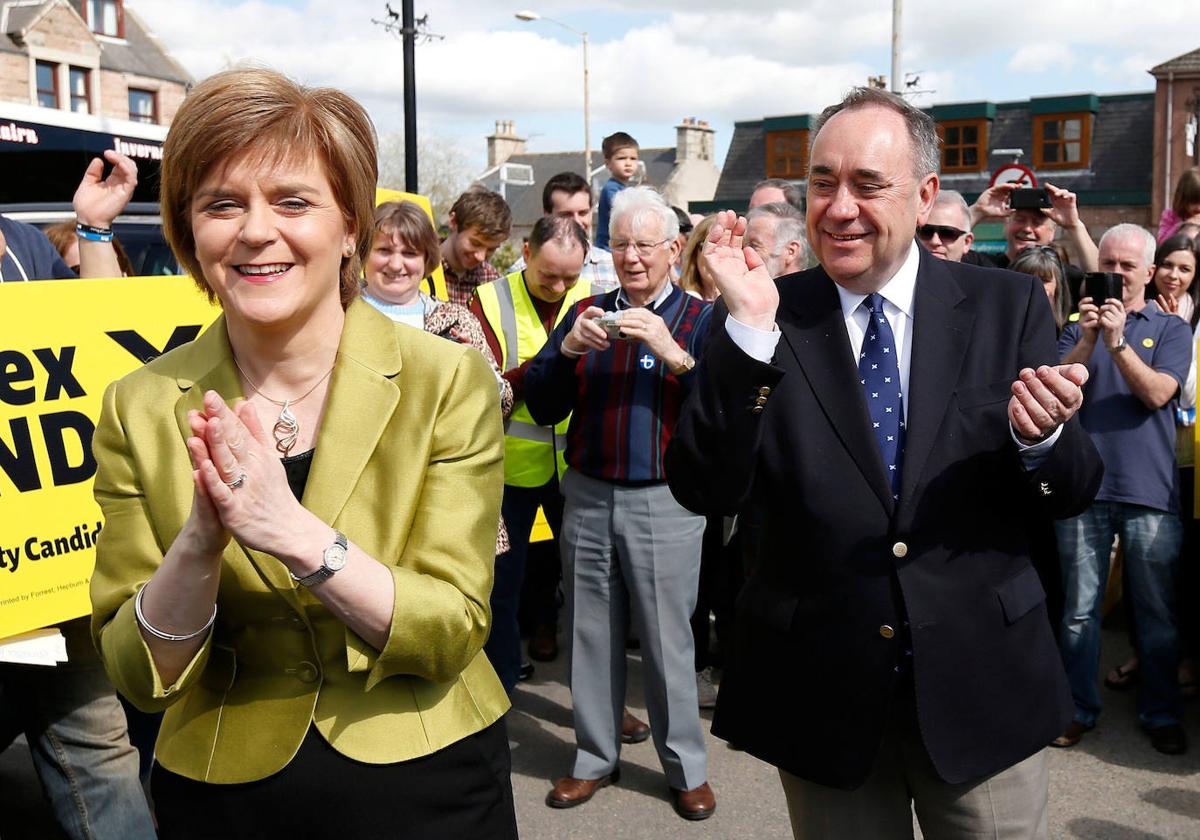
[665,88,1103,838]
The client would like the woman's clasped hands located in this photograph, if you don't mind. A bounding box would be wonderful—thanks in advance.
[183,390,305,558]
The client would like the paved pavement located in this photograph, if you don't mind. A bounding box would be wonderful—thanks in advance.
[2,627,1199,838]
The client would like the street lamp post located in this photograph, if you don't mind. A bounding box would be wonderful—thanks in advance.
[515,10,590,182]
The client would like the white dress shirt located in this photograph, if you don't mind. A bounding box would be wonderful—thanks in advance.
[724,242,1060,467]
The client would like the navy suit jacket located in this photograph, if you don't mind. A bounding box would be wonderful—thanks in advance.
[666,249,1102,789]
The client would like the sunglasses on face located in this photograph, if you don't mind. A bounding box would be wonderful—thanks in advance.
[916,224,967,244]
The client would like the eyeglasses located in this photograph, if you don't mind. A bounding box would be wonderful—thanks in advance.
[610,238,670,258]
[916,224,967,244]
[1025,244,1064,269]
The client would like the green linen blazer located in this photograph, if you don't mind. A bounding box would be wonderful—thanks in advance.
[90,298,510,783]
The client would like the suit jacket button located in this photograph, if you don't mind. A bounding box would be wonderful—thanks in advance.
[293,661,319,683]
[879,625,895,639]
[758,386,772,396]
[892,541,908,558]
[755,396,768,406]
[751,405,765,414]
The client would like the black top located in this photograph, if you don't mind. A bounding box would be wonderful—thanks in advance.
[282,449,315,502]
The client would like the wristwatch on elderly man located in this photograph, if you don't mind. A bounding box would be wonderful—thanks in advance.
[670,352,696,376]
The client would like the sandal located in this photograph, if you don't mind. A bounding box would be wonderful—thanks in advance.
[1104,662,1139,691]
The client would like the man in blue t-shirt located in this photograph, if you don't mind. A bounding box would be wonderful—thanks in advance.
[1055,223,1193,756]
[0,215,76,281]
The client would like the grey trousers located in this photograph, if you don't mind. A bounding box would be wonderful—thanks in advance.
[779,721,1049,840]
[559,469,708,790]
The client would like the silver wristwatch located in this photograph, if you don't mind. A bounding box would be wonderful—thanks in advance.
[1106,335,1128,354]
[290,529,348,587]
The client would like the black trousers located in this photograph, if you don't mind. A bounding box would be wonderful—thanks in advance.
[152,719,518,840]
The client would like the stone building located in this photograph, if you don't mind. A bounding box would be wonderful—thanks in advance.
[0,0,191,202]
[1,0,189,124]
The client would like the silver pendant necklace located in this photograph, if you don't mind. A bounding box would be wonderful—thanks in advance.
[231,355,335,456]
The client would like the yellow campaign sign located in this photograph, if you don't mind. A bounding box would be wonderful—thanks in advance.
[0,275,221,639]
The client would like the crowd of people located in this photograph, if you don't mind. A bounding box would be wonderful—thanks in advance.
[0,66,1196,840]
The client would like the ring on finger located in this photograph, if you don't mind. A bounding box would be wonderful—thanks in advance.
[225,471,247,490]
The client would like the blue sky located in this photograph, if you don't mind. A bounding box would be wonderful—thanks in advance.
[133,1,1194,173]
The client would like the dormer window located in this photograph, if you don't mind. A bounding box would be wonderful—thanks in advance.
[84,0,124,38]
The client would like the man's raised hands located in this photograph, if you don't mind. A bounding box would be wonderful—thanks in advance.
[700,209,779,331]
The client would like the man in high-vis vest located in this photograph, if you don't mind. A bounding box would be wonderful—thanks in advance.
[474,215,596,695]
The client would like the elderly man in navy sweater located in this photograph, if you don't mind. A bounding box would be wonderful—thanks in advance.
[524,186,716,821]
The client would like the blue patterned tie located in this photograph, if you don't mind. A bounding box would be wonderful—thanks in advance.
[859,293,905,501]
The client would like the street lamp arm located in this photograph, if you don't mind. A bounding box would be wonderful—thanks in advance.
[514,9,591,186]
[514,10,583,37]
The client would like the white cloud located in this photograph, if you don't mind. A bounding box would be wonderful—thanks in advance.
[1007,43,1075,75]
[125,0,1200,175]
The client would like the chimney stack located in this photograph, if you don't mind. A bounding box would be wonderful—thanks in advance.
[487,120,527,168]
[675,117,715,162]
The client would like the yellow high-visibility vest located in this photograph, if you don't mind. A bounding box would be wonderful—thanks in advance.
[476,271,595,487]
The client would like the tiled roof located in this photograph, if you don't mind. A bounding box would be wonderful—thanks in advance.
[5,1,42,33]
[1151,47,1200,76]
[713,95,1153,205]
[100,7,191,84]
[937,96,1153,199]
[1,1,48,52]
[713,120,764,204]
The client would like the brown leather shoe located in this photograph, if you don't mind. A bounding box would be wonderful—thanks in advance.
[528,623,559,662]
[1051,720,1094,748]
[545,769,620,809]
[671,782,716,821]
[621,710,650,744]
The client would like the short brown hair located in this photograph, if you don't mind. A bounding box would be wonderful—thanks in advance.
[373,201,441,278]
[449,186,511,239]
[601,131,638,160]
[528,214,588,259]
[1172,167,1200,219]
[160,67,378,308]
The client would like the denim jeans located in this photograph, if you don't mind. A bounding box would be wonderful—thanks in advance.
[484,478,563,695]
[1056,502,1183,729]
[0,619,155,840]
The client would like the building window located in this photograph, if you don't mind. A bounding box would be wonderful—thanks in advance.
[35,61,58,108]
[937,119,987,173]
[765,129,808,179]
[1033,113,1091,169]
[128,88,156,124]
[84,0,124,38]
[69,67,90,114]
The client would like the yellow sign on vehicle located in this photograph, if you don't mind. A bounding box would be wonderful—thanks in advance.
[0,275,220,639]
